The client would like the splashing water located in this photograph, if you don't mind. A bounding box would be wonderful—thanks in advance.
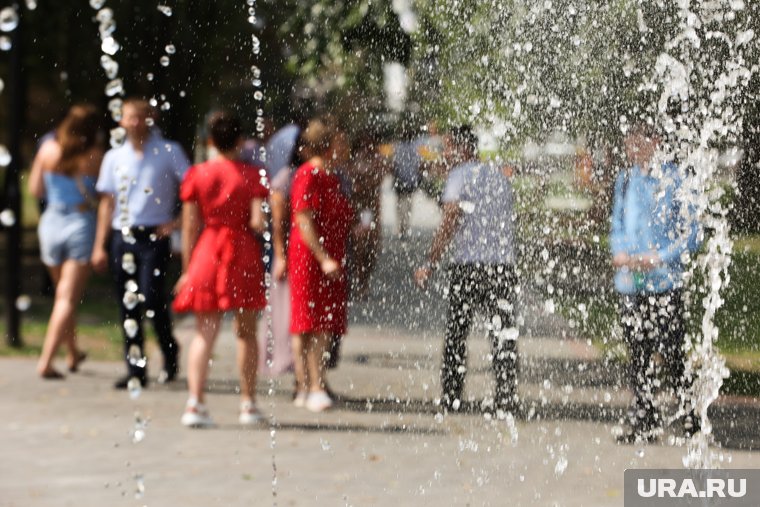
[650,0,755,469]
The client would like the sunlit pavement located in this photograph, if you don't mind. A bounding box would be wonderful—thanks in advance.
[1,186,758,506]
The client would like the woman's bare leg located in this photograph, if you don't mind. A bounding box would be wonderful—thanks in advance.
[37,261,89,376]
[186,312,221,404]
[292,333,309,393]
[234,310,259,404]
[306,331,331,392]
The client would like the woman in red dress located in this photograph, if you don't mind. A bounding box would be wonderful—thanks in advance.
[289,118,353,412]
[173,111,269,427]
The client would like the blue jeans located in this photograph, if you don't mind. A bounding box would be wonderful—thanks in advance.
[109,228,178,378]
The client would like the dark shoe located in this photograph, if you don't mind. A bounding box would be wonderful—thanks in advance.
[114,374,147,390]
[68,350,88,373]
[40,368,65,380]
[682,412,701,438]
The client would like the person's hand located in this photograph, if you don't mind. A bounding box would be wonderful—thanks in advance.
[320,257,341,279]
[174,273,188,294]
[250,216,266,235]
[156,221,174,239]
[632,252,661,272]
[91,247,109,274]
[612,252,630,268]
[414,266,432,289]
[273,254,287,281]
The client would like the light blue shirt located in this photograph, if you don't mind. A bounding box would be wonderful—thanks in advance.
[96,131,190,228]
[442,161,516,265]
[265,124,300,178]
[610,164,700,294]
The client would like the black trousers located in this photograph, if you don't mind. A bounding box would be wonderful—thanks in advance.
[620,290,689,428]
[109,229,178,378]
[442,263,518,409]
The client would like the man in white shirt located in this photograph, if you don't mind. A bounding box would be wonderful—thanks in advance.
[92,99,190,389]
[415,126,519,415]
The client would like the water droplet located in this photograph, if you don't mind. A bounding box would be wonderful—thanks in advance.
[95,7,113,23]
[320,438,331,451]
[133,473,145,498]
[0,78,4,93]
[145,309,155,318]
[0,7,19,32]
[110,127,126,148]
[157,4,172,16]
[153,268,161,277]
[159,55,170,67]
[101,36,120,56]
[165,44,176,54]
[89,0,105,9]
[99,55,119,79]
[160,101,171,111]
[123,291,139,310]
[636,448,645,458]
[15,295,31,311]
[254,91,264,101]
[0,36,10,51]
[554,456,568,477]
[105,78,124,97]
[127,377,142,399]
[0,209,16,226]
[123,318,139,338]
[0,145,11,166]
[25,0,37,10]
[98,18,115,38]
[132,413,148,443]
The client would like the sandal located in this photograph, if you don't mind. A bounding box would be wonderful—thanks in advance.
[68,350,88,373]
[40,369,65,380]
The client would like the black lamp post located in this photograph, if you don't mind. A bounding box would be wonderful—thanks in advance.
[3,2,24,347]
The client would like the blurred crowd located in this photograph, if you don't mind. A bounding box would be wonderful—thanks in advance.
[28,100,701,445]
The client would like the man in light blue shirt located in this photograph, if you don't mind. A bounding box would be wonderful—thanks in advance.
[415,125,519,416]
[610,123,700,443]
[92,98,190,389]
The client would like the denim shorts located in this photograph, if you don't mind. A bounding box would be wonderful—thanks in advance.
[38,205,96,266]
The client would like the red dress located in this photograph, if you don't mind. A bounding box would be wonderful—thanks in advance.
[289,162,354,335]
[173,159,269,313]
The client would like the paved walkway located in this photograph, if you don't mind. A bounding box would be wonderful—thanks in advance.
[2,187,758,506]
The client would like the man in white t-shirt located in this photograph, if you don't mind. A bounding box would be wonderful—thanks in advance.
[415,126,519,415]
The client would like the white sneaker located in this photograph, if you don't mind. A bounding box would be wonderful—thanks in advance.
[181,399,214,428]
[239,401,265,426]
[293,391,308,408]
[305,390,333,412]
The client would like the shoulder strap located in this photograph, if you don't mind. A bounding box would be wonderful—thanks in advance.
[74,175,99,210]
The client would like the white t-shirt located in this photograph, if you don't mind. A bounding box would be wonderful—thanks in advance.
[441,161,516,265]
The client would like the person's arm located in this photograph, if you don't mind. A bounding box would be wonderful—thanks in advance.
[173,202,202,293]
[91,194,115,273]
[250,197,266,234]
[295,209,340,279]
[414,202,462,288]
[28,141,56,199]
[159,144,192,238]
[271,189,289,280]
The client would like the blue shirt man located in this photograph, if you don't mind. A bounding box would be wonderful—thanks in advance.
[610,125,701,443]
[92,99,190,389]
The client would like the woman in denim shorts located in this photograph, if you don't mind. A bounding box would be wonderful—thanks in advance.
[28,105,104,379]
